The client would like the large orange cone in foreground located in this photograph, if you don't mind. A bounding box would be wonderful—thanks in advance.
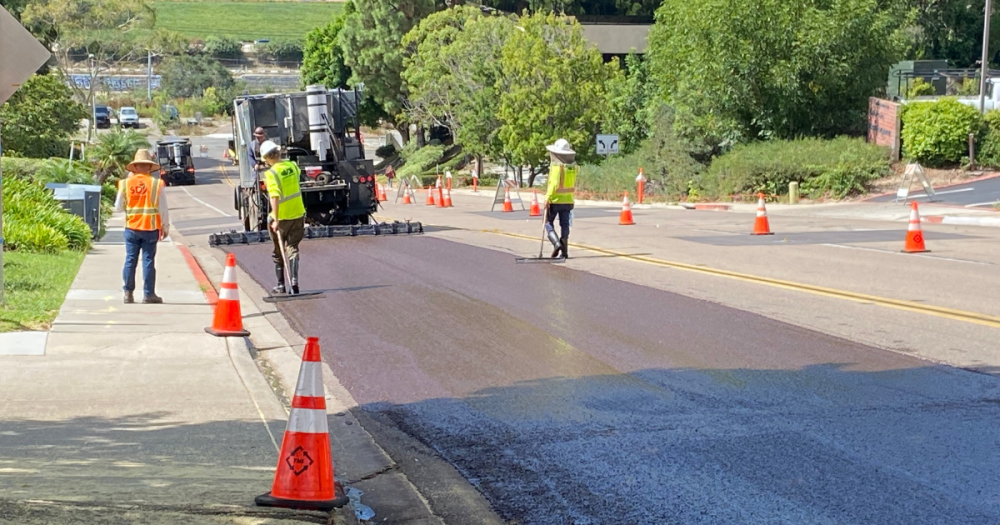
[256,337,347,511]
[205,253,250,337]
[619,192,635,225]
[529,190,542,217]
[751,193,773,235]
[502,187,514,212]
[903,201,929,253]
[402,187,413,204]
[425,186,435,206]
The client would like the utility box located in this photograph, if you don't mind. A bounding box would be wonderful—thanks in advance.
[45,183,102,239]
[887,60,950,99]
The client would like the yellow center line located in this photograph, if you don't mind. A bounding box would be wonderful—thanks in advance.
[220,162,235,188]
[383,211,999,329]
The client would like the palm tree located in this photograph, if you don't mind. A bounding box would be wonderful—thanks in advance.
[90,130,151,183]
[34,159,97,185]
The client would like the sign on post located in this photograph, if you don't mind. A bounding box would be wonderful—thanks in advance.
[1,6,52,305]
[596,134,619,156]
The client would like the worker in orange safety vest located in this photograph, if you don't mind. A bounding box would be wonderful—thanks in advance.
[114,149,170,304]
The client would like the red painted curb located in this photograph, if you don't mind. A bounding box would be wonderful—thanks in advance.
[177,244,219,305]
[923,216,945,224]
[693,204,733,211]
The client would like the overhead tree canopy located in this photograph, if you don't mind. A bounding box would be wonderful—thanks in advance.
[160,54,234,99]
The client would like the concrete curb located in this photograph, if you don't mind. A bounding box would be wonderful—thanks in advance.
[923,215,1000,228]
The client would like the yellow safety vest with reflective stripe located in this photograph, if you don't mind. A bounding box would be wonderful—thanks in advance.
[123,173,163,231]
[264,161,306,220]
[545,164,577,205]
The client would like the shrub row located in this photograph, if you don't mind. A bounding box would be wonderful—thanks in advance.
[900,98,1000,167]
[3,177,92,253]
[700,137,891,199]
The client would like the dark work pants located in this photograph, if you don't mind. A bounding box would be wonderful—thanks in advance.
[271,217,305,269]
[123,228,159,296]
[546,203,573,241]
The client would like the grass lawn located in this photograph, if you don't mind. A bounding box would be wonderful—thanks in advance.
[152,1,345,41]
[1,251,86,332]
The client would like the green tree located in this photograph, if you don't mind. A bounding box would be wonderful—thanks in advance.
[256,39,303,63]
[338,0,437,125]
[402,8,514,162]
[604,53,652,155]
[302,14,351,89]
[204,35,243,60]
[0,73,87,158]
[901,0,1000,68]
[482,0,660,16]
[160,54,234,98]
[89,129,150,183]
[647,0,909,154]
[497,12,617,168]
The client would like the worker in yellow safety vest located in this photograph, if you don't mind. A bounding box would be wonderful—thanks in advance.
[260,140,306,294]
[544,138,577,259]
[115,149,169,304]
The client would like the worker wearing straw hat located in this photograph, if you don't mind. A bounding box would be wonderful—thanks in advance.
[114,149,169,304]
[544,138,577,259]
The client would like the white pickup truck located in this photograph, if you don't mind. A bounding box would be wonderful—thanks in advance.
[118,106,139,128]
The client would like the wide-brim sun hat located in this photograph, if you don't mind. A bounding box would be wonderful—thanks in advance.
[126,149,160,173]
[546,138,575,155]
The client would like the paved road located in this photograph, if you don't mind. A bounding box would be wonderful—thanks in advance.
[169,138,1000,524]
[218,236,1000,525]
[868,174,1000,207]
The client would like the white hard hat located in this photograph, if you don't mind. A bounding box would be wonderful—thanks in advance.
[545,138,575,155]
[260,140,280,157]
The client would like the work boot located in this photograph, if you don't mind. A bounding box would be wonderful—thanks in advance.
[551,245,562,259]
[272,266,286,294]
[561,240,569,259]
[143,294,163,304]
[123,291,134,304]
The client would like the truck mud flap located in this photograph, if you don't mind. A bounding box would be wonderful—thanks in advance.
[208,221,424,246]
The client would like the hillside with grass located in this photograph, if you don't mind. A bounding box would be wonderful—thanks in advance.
[152,1,344,41]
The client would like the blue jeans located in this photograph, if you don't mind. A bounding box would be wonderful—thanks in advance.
[123,228,159,296]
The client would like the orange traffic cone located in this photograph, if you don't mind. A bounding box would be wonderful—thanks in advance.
[443,187,453,207]
[529,190,541,217]
[502,187,514,212]
[402,187,413,204]
[619,192,635,225]
[751,193,773,235]
[425,186,435,206]
[436,181,445,208]
[205,253,250,337]
[256,337,347,511]
[378,184,387,202]
[903,201,929,253]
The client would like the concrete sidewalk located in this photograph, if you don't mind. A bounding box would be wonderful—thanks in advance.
[0,216,341,523]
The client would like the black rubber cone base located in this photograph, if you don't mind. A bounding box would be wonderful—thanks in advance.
[255,481,349,511]
[205,327,251,337]
[262,291,325,303]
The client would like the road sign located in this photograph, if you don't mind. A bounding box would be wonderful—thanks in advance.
[0,6,51,105]
[596,134,619,156]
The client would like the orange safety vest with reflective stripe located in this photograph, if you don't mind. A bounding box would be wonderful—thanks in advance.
[123,173,163,231]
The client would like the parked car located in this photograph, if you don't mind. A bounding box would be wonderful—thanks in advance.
[118,106,140,128]
[94,105,112,129]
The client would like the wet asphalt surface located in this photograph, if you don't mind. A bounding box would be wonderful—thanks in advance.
[226,235,1000,524]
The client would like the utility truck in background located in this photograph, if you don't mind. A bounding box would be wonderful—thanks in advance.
[231,85,377,231]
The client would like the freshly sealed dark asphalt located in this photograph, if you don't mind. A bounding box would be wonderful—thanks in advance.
[228,235,1000,524]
